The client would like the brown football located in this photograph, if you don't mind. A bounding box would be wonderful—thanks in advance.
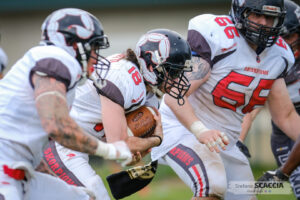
[126,106,156,138]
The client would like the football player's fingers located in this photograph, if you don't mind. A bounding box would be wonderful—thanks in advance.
[211,141,220,153]
[216,137,226,150]
[220,132,229,144]
[126,152,142,166]
[152,107,159,116]
[205,142,214,152]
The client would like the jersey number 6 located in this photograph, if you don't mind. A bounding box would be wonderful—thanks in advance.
[214,17,240,39]
[212,71,274,114]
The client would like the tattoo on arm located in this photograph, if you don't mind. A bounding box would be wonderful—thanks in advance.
[186,56,211,81]
[33,73,98,155]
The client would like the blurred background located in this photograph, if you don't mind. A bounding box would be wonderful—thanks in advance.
[0,0,294,199]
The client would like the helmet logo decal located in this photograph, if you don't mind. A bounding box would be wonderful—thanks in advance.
[262,5,281,14]
[135,33,171,85]
[57,14,94,40]
[137,33,170,65]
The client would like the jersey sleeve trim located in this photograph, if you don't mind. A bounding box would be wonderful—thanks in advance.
[29,58,71,89]
[277,57,289,79]
[285,59,300,85]
[212,49,236,67]
[94,80,125,107]
[187,29,212,67]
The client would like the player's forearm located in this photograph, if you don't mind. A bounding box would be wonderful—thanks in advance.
[240,108,262,141]
[274,109,300,141]
[164,94,199,130]
[33,74,99,155]
[125,136,160,152]
[240,113,252,142]
[281,136,300,176]
[37,98,98,154]
[48,115,98,154]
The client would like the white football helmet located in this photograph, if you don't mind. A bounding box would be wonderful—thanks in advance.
[40,8,110,85]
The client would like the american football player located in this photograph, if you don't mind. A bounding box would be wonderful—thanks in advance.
[0,8,135,200]
[0,46,8,79]
[151,0,299,199]
[42,29,192,200]
[257,1,300,198]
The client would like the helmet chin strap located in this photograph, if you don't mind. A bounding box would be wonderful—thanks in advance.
[150,85,164,98]
[89,74,107,90]
[77,42,107,89]
[77,42,88,86]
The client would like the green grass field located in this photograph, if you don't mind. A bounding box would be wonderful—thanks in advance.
[90,158,297,200]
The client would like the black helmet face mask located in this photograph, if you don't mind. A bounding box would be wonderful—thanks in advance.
[135,29,192,105]
[157,61,191,104]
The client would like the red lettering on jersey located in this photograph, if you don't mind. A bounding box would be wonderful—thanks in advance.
[212,71,274,113]
[215,17,233,26]
[221,43,237,52]
[131,91,144,103]
[93,123,104,132]
[215,17,239,39]
[242,79,274,113]
[43,146,78,186]
[128,66,142,85]
[275,37,287,50]
[212,71,253,111]
[169,147,194,166]
[224,26,240,39]
[67,153,76,158]
[244,67,269,75]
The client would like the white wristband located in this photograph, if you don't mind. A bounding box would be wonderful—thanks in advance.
[95,140,116,159]
[189,121,209,138]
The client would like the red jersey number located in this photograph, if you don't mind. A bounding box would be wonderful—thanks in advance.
[212,71,274,113]
[275,37,287,50]
[128,66,142,85]
[215,17,240,39]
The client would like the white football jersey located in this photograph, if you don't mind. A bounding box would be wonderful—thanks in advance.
[152,14,294,160]
[0,45,82,167]
[70,53,159,140]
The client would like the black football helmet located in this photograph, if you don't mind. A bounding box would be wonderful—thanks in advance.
[281,0,300,59]
[41,8,110,85]
[230,0,286,50]
[135,29,192,105]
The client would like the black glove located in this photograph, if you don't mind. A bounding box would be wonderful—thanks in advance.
[236,140,251,158]
[106,160,158,199]
[257,168,289,182]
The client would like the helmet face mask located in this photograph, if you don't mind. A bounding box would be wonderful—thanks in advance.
[231,0,286,49]
[157,61,191,97]
[41,8,110,85]
[135,29,192,105]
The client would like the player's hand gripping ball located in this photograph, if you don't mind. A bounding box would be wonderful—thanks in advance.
[126,106,156,138]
